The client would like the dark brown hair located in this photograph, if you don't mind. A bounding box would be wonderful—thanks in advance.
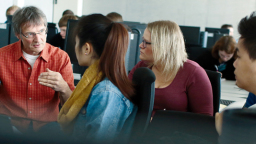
[62,9,74,16]
[211,36,236,59]
[58,14,78,27]
[74,14,134,100]
[221,24,233,29]
[106,12,123,22]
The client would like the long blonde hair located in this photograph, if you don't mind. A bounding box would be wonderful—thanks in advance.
[147,20,187,81]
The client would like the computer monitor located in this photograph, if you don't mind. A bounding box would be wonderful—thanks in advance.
[205,27,229,48]
[205,27,230,34]
[64,19,88,79]
[4,15,19,44]
[6,15,12,23]
[179,25,201,47]
[64,19,78,65]
[9,24,19,44]
[0,23,10,48]
[46,22,58,43]
[123,23,147,65]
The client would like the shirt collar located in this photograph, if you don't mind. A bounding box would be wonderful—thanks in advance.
[13,40,50,62]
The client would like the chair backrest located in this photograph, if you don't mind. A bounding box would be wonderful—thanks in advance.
[132,67,155,133]
[220,109,256,144]
[186,47,210,61]
[115,67,156,144]
[46,22,58,43]
[117,67,155,143]
[205,69,221,115]
[140,110,219,144]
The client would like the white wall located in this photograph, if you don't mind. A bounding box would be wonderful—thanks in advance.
[23,0,54,22]
[0,0,14,23]
[82,0,256,39]
[53,0,83,24]
[1,0,256,39]
[0,0,54,23]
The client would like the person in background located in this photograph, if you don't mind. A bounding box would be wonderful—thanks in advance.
[5,5,20,23]
[221,24,234,36]
[106,12,123,22]
[0,6,75,133]
[48,14,78,50]
[57,14,137,143]
[216,11,256,135]
[62,9,74,16]
[128,20,213,116]
[195,36,237,80]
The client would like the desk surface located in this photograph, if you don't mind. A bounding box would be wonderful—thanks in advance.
[73,74,249,103]
[221,80,248,102]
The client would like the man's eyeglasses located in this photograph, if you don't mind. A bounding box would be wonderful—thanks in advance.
[21,29,48,39]
[142,39,151,48]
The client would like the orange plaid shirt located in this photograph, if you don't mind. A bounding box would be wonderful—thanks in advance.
[0,41,75,131]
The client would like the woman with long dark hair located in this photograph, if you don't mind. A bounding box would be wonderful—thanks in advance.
[58,14,137,143]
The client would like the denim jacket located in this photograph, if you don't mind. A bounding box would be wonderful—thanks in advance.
[72,78,137,143]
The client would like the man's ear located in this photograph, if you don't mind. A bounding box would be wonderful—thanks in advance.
[15,34,21,40]
[82,43,93,55]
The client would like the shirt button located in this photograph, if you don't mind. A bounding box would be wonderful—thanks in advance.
[29,111,32,113]
[30,83,32,85]
[28,67,30,70]
[29,98,32,100]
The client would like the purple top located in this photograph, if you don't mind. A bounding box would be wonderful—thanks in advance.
[128,60,213,116]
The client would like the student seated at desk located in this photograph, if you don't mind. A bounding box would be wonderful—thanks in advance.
[128,20,213,116]
[195,36,237,80]
[57,14,137,143]
[48,15,78,50]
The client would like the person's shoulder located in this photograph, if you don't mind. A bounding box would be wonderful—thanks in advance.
[91,78,135,109]
[0,42,21,61]
[92,78,123,96]
[0,42,19,54]
[183,59,202,69]
[135,61,149,67]
[46,43,68,57]
[182,60,206,75]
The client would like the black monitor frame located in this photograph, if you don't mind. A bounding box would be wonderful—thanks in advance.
[179,25,201,46]
[0,23,10,48]
[205,27,230,34]
[64,19,78,65]
[205,27,229,48]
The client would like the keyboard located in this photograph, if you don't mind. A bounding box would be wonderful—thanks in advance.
[220,99,235,106]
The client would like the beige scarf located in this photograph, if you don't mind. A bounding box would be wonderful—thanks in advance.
[58,60,103,132]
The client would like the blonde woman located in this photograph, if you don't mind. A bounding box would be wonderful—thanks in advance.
[128,20,213,116]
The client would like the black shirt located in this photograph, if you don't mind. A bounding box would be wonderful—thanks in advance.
[195,48,236,80]
[48,33,65,50]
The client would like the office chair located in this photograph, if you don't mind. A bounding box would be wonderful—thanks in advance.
[140,110,219,144]
[116,67,155,144]
[46,23,58,43]
[186,47,210,61]
[205,69,221,116]
[219,109,256,144]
